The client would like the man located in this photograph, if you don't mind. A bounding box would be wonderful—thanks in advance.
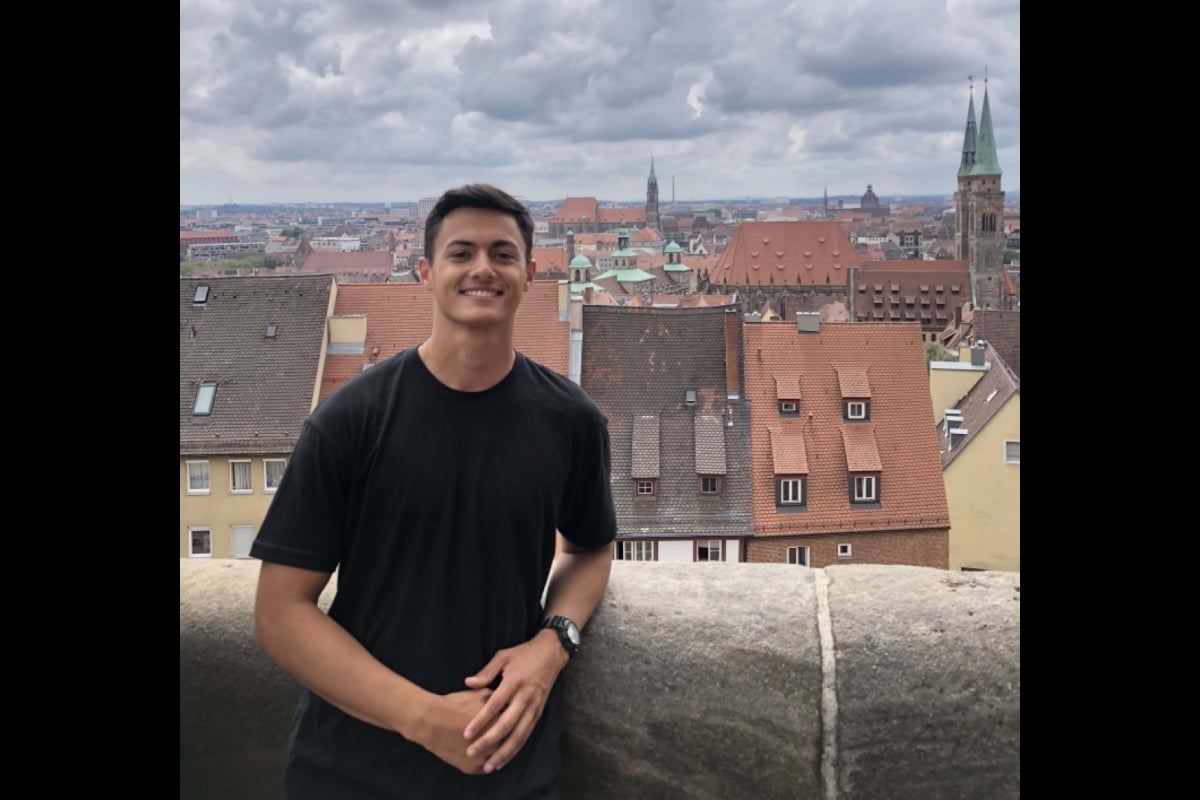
[251,183,617,799]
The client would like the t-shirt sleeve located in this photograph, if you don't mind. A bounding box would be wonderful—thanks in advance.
[557,404,618,550]
[249,417,346,572]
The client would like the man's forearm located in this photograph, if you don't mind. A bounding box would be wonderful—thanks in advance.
[542,542,614,632]
[256,595,436,736]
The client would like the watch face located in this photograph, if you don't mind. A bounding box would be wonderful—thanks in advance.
[566,621,581,646]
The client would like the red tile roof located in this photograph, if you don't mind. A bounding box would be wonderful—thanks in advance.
[551,197,599,223]
[299,250,394,275]
[711,221,862,288]
[744,321,949,537]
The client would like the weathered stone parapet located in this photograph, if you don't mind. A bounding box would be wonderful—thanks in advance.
[180,560,1019,800]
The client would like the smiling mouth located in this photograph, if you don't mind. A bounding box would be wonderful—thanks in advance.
[462,289,501,297]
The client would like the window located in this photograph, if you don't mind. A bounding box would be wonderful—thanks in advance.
[1005,440,1020,464]
[852,476,877,503]
[837,543,853,559]
[845,401,868,420]
[787,546,809,566]
[193,381,217,416]
[700,476,720,494]
[636,479,657,496]
[186,460,210,494]
[777,478,805,506]
[779,401,798,414]
[264,458,287,492]
[189,528,212,558]
[229,460,253,493]
[617,540,654,561]
[697,540,722,562]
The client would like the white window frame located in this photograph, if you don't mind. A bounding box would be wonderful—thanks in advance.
[229,460,253,494]
[696,539,722,562]
[779,401,798,414]
[636,480,656,496]
[779,478,804,505]
[853,475,877,502]
[787,545,809,566]
[619,540,654,561]
[189,528,213,559]
[1004,440,1020,464]
[186,460,210,495]
[837,543,852,559]
[263,458,287,493]
[846,401,867,420]
[700,476,720,494]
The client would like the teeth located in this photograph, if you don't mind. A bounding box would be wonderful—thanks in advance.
[464,290,498,296]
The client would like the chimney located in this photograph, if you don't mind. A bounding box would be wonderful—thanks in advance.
[796,312,820,333]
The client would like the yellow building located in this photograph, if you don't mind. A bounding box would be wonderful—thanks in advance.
[930,342,1020,571]
[180,275,335,559]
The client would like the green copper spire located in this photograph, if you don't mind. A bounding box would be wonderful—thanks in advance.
[958,88,978,178]
[648,156,657,185]
[971,84,1002,176]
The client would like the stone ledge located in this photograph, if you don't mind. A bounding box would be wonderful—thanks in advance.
[180,560,1019,799]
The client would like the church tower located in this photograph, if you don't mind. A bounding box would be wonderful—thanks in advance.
[954,76,1005,308]
[646,157,660,232]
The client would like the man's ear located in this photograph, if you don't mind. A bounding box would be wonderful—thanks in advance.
[418,257,431,286]
[526,259,537,287]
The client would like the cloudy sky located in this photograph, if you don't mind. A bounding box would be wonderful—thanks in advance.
[180,0,1019,206]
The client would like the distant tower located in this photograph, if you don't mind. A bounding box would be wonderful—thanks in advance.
[823,186,828,217]
[954,75,1005,309]
[566,229,576,260]
[646,157,660,231]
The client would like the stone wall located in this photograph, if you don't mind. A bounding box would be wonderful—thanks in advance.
[180,560,1019,799]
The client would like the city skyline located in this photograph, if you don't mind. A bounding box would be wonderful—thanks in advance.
[181,0,1020,206]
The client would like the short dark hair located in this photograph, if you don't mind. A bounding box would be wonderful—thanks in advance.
[423,184,534,265]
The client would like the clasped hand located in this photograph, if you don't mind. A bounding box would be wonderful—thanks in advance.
[418,633,567,775]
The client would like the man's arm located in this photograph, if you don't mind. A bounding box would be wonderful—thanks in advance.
[461,538,614,772]
[253,561,496,774]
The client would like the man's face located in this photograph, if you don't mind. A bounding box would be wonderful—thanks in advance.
[419,207,536,332]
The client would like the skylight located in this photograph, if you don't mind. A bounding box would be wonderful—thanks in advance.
[193,285,210,305]
[193,381,217,416]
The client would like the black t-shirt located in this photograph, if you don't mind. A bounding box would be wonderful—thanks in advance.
[251,348,617,799]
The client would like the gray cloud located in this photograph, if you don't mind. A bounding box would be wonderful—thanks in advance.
[180,0,1019,204]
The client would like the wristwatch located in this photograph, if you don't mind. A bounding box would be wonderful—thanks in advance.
[542,615,581,659]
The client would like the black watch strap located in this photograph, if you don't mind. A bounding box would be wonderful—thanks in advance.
[542,614,580,659]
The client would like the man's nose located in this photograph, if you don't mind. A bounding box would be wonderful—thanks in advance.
[468,252,498,275]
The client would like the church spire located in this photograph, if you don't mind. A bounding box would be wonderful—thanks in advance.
[958,77,978,178]
[645,155,660,231]
[973,73,1002,176]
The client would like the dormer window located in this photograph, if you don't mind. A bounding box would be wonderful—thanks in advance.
[845,401,869,420]
[776,476,807,508]
[851,475,878,503]
[779,401,799,415]
[635,479,657,496]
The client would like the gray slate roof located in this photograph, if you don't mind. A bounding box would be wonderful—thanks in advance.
[180,275,333,456]
[581,303,754,539]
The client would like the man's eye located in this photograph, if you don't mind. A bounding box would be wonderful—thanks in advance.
[495,252,516,261]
